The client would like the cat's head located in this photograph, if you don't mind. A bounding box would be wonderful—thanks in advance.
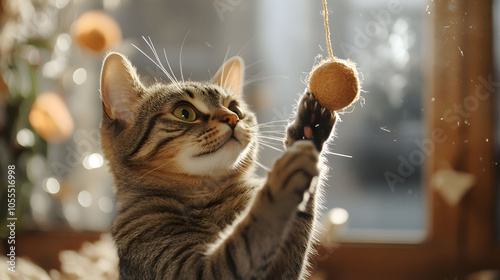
[99,52,257,184]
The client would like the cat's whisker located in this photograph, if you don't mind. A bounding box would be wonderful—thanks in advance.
[244,58,264,70]
[323,150,353,159]
[207,67,212,79]
[179,29,190,82]
[255,137,281,144]
[133,43,163,75]
[253,125,287,131]
[235,34,255,57]
[244,74,289,87]
[254,128,286,133]
[146,37,179,86]
[240,142,271,172]
[232,142,260,174]
[254,127,286,133]
[257,142,284,152]
[250,119,289,128]
[255,138,283,148]
[257,129,284,133]
[254,135,284,142]
[254,132,284,138]
[257,142,283,153]
[254,123,288,128]
[251,131,285,137]
[255,119,289,125]
[163,48,180,84]
[252,129,284,134]
[138,36,182,91]
[253,126,285,130]
[255,137,283,144]
[253,129,285,133]
[133,43,181,91]
[254,161,271,172]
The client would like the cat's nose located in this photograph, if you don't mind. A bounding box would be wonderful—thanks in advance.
[222,113,238,129]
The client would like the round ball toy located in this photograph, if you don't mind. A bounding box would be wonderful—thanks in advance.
[308,0,361,111]
[308,58,360,111]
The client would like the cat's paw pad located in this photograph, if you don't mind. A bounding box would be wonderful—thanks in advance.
[286,92,336,151]
[267,141,319,204]
[301,92,336,136]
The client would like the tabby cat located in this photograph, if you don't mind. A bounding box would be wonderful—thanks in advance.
[100,51,336,280]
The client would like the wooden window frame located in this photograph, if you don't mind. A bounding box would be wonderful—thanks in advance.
[312,1,499,279]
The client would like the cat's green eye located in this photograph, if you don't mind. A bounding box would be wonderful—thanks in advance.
[173,105,197,122]
[229,104,244,119]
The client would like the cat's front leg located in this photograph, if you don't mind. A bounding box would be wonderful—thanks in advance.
[286,91,337,151]
[263,91,337,279]
[201,141,319,280]
[240,140,320,276]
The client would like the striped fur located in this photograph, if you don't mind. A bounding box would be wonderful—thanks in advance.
[100,53,336,280]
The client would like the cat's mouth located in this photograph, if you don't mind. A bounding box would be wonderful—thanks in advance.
[194,133,240,157]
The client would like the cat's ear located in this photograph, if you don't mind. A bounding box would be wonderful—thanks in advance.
[212,56,244,96]
[100,52,145,124]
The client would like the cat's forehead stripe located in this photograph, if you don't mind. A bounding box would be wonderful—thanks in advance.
[184,89,195,99]
[186,84,230,112]
[190,99,210,114]
[183,84,211,113]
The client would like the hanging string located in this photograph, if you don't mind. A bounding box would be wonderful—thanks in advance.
[322,0,334,59]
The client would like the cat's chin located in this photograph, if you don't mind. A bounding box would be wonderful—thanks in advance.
[178,137,250,177]
[193,136,240,157]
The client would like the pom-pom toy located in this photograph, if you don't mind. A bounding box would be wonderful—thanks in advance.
[308,0,361,111]
[309,58,360,111]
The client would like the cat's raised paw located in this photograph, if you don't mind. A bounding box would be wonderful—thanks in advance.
[286,91,336,151]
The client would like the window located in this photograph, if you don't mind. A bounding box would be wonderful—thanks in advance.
[312,0,500,278]
[254,0,429,243]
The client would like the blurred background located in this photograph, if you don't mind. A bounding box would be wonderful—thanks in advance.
[0,0,498,279]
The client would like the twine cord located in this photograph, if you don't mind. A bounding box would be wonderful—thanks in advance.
[322,0,334,59]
